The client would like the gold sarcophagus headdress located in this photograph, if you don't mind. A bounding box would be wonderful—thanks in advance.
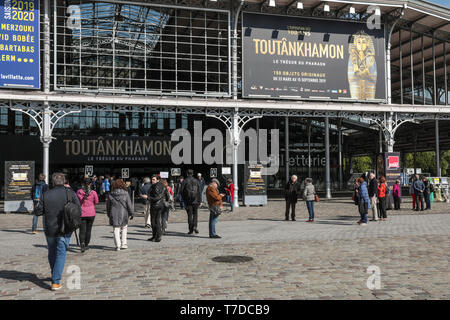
[347,31,377,100]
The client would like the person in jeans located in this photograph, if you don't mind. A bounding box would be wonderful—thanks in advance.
[107,179,134,251]
[161,178,174,234]
[225,179,235,212]
[413,175,425,211]
[393,179,401,210]
[33,172,80,291]
[180,169,202,235]
[377,176,388,221]
[76,178,99,253]
[285,175,301,221]
[31,173,49,234]
[357,177,371,225]
[139,177,152,228]
[206,179,225,238]
[175,176,185,210]
[368,173,379,221]
[303,178,316,222]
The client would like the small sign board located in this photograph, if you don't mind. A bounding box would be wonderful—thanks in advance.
[160,171,169,179]
[171,168,181,176]
[222,167,231,175]
[210,168,218,178]
[85,165,93,177]
[121,168,129,179]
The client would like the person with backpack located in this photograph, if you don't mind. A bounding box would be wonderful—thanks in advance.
[107,179,134,251]
[32,172,81,291]
[31,173,49,234]
[147,175,169,242]
[377,176,388,221]
[180,169,202,235]
[76,178,99,253]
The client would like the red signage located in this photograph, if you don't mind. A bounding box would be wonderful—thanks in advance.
[388,156,399,169]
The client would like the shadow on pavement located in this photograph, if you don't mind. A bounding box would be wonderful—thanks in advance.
[163,231,210,239]
[0,229,33,234]
[246,218,287,222]
[0,270,50,290]
[32,244,79,253]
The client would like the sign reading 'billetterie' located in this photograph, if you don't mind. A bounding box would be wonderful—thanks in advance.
[0,0,40,89]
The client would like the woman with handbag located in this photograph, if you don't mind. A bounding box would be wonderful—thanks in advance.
[206,179,225,239]
[303,178,316,222]
[76,178,99,253]
[107,179,134,250]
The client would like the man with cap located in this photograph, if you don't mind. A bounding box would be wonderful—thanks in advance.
[206,179,225,238]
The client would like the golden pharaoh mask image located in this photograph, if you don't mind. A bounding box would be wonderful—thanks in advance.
[347,31,377,100]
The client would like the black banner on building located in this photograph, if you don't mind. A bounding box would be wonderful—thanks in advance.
[4,161,34,201]
[52,136,172,163]
[242,12,386,101]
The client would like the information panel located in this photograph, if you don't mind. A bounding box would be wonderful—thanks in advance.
[0,0,40,89]
[4,160,34,201]
[242,12,386,101]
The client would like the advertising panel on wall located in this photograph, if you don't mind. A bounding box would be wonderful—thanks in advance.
[242,12,386,101]
[4,161,34,212]
[0,0,40,89]
[244,163,267,206]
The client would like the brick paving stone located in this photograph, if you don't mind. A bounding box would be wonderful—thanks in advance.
[0,199,449,299]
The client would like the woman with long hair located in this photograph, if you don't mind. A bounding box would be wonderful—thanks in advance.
[76,178,99,253]
[106,179,134,251]
[161,179,174,234]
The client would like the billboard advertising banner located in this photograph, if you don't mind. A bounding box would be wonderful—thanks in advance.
[0,0,40,89]
[242,12,386,101]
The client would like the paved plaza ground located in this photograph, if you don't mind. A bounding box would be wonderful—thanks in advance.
[0,198,449,300]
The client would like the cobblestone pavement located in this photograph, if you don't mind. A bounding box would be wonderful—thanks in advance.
[0,198,449,300]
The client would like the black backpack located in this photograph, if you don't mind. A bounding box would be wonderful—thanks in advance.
[183,179,199,204]
[62,189,82,233]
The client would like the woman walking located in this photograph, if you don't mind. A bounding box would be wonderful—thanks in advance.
[377,176,388,221]
[161,179,174,233]
[303,178,316,222]
[225,179,235,212]
[107,179,134,251]
[393,179,401,210]
[76,178,99,253]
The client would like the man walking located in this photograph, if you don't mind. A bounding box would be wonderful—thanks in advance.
[139,177,152,228]
[423,176,432,210]
[31,173,49,234]
[147,175,167,242]
[33,172,81,291]
[175,176,185,210]
[181,169,202,234]
[285,175,301,221]
[413,175,425,211]
[368,173,379,221]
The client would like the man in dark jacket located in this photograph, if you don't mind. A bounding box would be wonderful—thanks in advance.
[413,175,425,211]
[31,173,49,234]
[147,175,167,242]
[285,175,301,221]
[368,173,379,221]
[33,172,81,291]
[180,169,202,234]
[423,177,432,210]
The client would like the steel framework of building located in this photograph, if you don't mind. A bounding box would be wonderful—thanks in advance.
[0,0,449,201]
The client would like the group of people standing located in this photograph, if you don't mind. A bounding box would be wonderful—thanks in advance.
[409,175,435,211]
[284,175,318,222]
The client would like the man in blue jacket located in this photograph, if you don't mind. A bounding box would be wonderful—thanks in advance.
[413,175,425,211]
[31,173,49,234]
[358,177,371,226]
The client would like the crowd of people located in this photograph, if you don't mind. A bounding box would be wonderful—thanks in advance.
[30,170,234,290]
[353,173,436,226]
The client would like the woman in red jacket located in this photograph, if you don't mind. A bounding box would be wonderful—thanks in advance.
[225,179,234,212]
[377,176,388,221]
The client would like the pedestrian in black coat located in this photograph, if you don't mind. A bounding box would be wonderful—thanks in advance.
[285,175,301,221]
